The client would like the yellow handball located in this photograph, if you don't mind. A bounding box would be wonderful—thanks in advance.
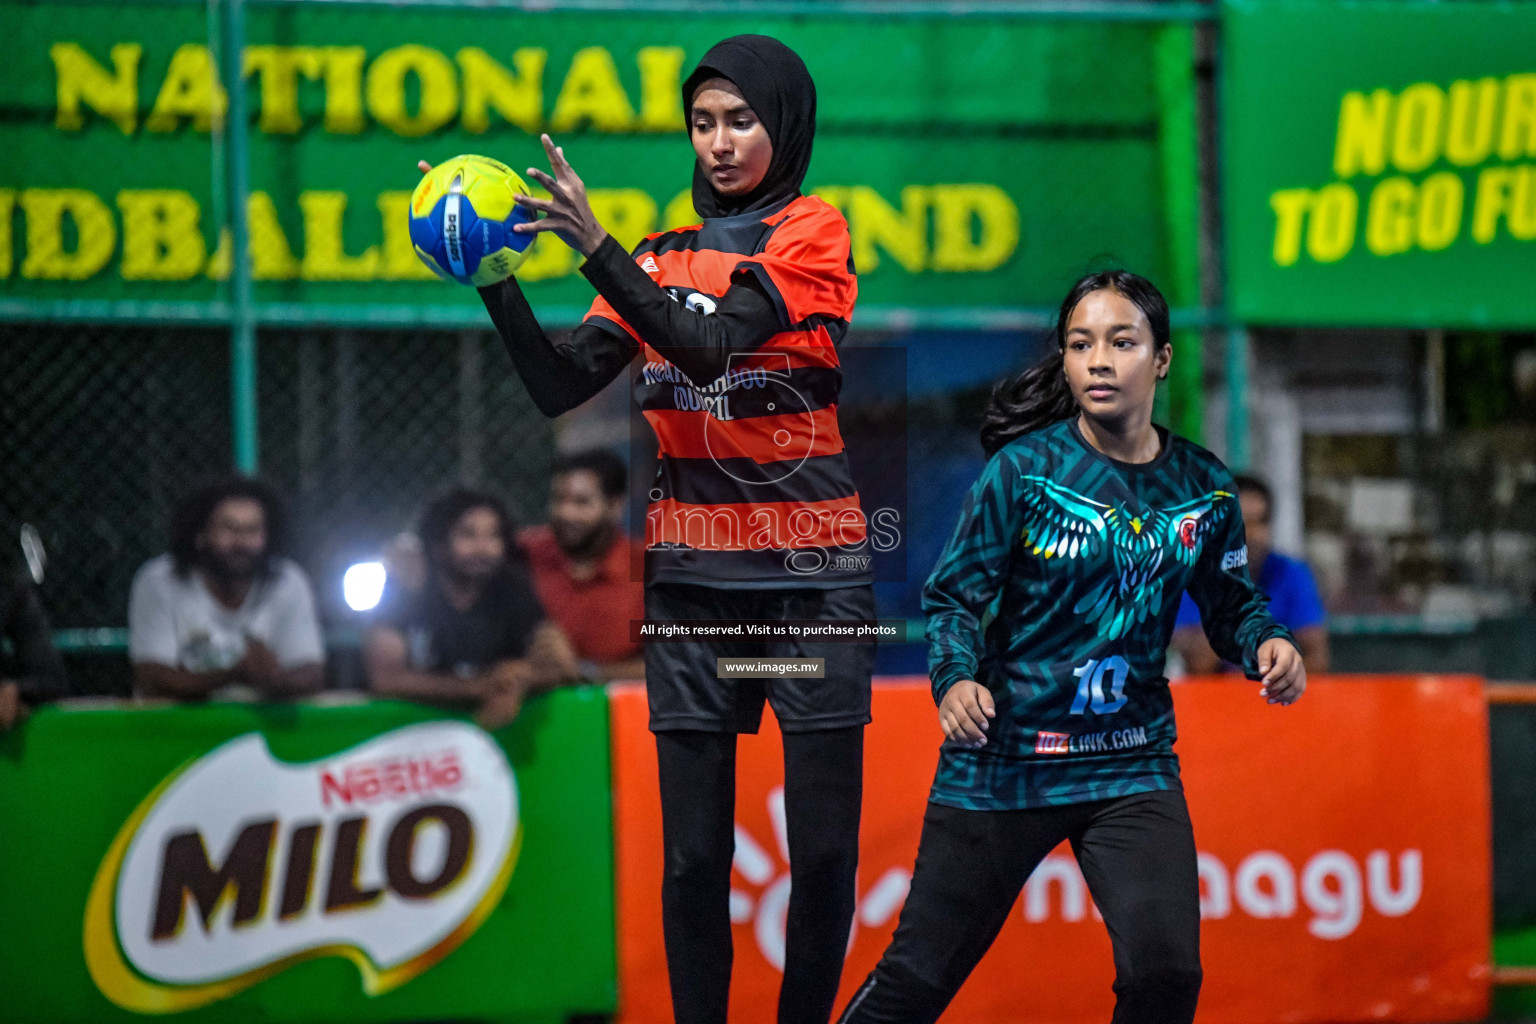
[408,155,537,286]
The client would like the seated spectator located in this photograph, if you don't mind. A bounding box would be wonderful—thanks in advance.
[520,449,645,682]
[366,488,577,728]
[129,478,326,701]
[1172,473,1330,674]
[1,569,68,730]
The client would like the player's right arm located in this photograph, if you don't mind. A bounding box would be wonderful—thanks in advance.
[922,447,1029,744]
[1185,471,1304,704]
[413,155,637,418]
[492,135,794,393]
[477,278,639,417]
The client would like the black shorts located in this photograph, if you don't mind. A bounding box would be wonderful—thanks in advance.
[642,581,876,734]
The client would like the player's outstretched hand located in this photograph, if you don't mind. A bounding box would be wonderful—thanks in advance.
[415,148,608,257]
[513,134,609,258]
[1258,637,1306,706]
[939,680,995,748]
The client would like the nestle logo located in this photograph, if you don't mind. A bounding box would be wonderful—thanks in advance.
[1034,731,1071,755]
[319,750,463,808]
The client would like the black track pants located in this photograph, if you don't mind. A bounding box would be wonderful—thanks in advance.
[656,725,865,1024]
[837,789,1202,1024]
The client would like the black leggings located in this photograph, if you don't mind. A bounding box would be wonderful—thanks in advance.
[838,789,1201,1024]
[657,726,865,1024]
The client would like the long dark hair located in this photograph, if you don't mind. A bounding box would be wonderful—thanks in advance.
[979,270,1171,457]
[418,487,522,577]
[169,477,287,579]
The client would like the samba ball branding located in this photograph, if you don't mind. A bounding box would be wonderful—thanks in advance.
[84,723,518,1013]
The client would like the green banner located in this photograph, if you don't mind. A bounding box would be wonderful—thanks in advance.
[0,689,615,1023]
[1222,0,1536,328]
[0,0,1190,324]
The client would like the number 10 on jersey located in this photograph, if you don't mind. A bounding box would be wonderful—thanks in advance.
[1070,656,1129,715]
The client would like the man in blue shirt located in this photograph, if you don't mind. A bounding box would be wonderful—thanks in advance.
[1171,474,1330,674]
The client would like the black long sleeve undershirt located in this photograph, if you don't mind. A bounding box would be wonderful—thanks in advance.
[479,271,636,417]
[478,235,784,418]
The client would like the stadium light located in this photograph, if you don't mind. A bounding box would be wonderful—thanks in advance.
[343,561,387,612]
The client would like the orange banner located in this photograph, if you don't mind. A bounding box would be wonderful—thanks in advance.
[610,676,1490,1024]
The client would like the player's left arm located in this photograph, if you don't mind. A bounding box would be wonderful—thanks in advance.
[1185,478,1305,705]
[513,135,783,385]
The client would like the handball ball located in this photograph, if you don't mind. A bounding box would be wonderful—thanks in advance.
[409,155,536,286]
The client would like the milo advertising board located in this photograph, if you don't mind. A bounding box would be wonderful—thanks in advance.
[0,691,615,1023]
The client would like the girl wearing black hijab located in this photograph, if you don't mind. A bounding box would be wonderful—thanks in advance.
[449,35,873,1024]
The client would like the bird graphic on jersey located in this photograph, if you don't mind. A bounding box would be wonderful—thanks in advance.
[1015,477,1236,641]
[922,418,1292,810]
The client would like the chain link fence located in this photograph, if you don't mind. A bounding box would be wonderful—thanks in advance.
[1,0,1208,694]
[2,321,552,693]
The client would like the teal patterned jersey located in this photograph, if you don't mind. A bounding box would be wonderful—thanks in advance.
[923,418,1294,810]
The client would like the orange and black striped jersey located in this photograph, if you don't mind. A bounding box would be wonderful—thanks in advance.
[479,193,870,588]
[583,194,868,588]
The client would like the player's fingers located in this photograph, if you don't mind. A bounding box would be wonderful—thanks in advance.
[417,160,432,174]
[977,686,996,718]
[1261,655,1283,696]
[524,166,568,198]
[1268,665,1302,703]
[1258,644,1276,681]
[514,193,556,213]
[1274,647,1299,683]
[546,136,574,174]
[542,133,574,179]
[953,706,986,744]
[944,713,974,745]
[513,218,562,234]
[554,146,585,189]
[960,693,990,732]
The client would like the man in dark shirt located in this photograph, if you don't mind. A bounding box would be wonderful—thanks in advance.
[1,573,68,730]
[365,488,577,728]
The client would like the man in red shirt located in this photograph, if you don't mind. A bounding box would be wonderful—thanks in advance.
[520,449,645,681]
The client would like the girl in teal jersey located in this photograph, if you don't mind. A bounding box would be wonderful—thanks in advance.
[836,271,1306,1024]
